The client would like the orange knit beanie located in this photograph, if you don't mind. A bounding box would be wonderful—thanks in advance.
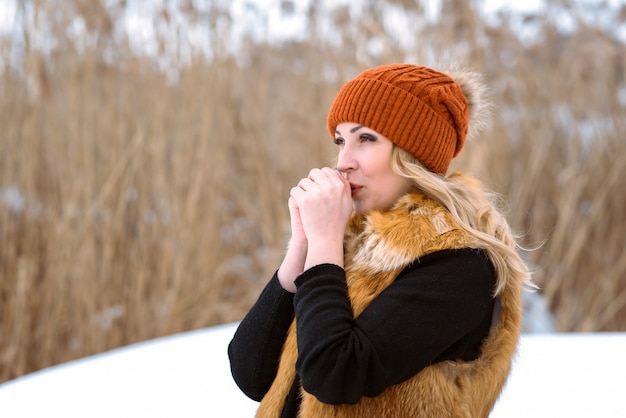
[327,64,470,174]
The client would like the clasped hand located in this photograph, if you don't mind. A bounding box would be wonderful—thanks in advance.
[288,167,353,247]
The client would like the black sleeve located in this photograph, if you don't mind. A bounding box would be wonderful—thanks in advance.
[293,248,495,405]
[228,272,295,401]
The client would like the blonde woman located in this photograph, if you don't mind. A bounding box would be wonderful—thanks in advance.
[229,64,532,417]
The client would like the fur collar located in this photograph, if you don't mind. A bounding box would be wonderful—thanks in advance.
[345,191,476,274]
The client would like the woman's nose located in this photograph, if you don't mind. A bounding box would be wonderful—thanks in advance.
[336,147,356,173]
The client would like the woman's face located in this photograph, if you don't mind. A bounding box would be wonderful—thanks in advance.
[334,122,414,215]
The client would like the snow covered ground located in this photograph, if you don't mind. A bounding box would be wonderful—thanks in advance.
[1,323,625,417]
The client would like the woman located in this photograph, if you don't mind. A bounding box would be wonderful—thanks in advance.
[228,64,532,417]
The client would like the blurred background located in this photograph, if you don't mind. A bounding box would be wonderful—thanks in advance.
[1,0,624,384]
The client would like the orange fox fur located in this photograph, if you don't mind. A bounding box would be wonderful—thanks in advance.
[256,191,523,418]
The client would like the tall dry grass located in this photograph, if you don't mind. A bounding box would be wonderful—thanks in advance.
[1,0,625,384]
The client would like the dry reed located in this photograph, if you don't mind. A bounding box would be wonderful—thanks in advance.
[1,0,625,384]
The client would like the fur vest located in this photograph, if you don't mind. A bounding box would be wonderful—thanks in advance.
[256,191,523,418]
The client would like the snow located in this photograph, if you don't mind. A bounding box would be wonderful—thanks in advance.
[0,323,625,417]
[0,323,257,417]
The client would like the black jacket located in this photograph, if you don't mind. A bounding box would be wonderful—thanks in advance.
[228,248,495,417]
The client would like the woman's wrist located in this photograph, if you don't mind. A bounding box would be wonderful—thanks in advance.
[277,240,308,293]
[304,236,344,271]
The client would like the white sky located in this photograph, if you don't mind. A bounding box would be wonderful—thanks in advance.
[0,0,624,75]
[0,0,16,35]
[1,0,623,44]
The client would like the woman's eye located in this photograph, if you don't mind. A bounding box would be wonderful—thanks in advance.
[360,134,376,142]
[333,137,344,145]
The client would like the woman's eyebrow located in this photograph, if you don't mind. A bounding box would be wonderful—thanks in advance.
[335,125,365,136]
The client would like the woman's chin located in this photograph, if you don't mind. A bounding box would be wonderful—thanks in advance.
[352,201,370,215]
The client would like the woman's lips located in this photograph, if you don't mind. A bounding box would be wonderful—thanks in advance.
[350,183,362,196]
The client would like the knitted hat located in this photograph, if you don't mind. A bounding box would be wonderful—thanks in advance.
[327,64,486,174]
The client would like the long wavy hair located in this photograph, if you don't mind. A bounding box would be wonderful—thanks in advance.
[391,146,534,295]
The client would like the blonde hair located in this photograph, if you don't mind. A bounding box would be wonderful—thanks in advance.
[391,146,534,296]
